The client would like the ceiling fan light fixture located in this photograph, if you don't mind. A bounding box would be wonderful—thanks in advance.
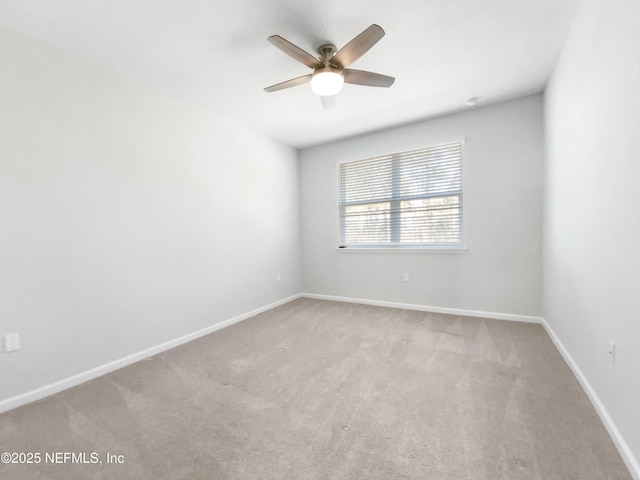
[311,68,344,96]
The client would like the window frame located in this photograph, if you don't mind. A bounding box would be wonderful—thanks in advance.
[336,139,466,252]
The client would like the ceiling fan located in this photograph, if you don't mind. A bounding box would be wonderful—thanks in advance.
[264,24,395,109]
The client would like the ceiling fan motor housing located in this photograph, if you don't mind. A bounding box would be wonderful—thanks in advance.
[317,43,338,63]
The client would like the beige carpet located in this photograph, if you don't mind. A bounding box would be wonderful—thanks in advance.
[0,298,631,479]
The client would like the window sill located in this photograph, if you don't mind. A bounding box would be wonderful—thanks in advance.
[336,247,467,254]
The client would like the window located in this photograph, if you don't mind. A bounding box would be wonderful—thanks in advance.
[338,141,463,249]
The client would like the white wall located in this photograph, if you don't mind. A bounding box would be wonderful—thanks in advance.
[0,27,301,403]
[544,0,640,474]
[300,95,544,317]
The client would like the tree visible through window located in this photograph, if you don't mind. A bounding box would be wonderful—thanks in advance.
[338,142,463,248]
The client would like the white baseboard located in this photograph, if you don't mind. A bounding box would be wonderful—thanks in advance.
[541,318,640,480]
[300,293,543,324]
[0,294,301,415]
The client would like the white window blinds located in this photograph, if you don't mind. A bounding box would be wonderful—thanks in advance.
[338,141,463,248]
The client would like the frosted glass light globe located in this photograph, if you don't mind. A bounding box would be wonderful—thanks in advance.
[311,68,344,96]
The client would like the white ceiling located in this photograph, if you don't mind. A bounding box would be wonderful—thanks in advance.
[0,0,581,148]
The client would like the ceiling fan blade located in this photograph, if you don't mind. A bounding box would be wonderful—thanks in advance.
[343,69,395,87]
[332,24,385,68]
[268,35,322,69]
[321,95,337,110]
[264,74,312,92]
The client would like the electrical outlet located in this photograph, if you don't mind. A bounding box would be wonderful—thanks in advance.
[276,272,281,281]
[608,341,615,365]
[403,273,410,282]
[4,333,20,352]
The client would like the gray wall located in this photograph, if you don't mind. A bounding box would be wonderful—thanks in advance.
[0,27,301,402]
[544,0,640,470]
[300,95,544,317]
